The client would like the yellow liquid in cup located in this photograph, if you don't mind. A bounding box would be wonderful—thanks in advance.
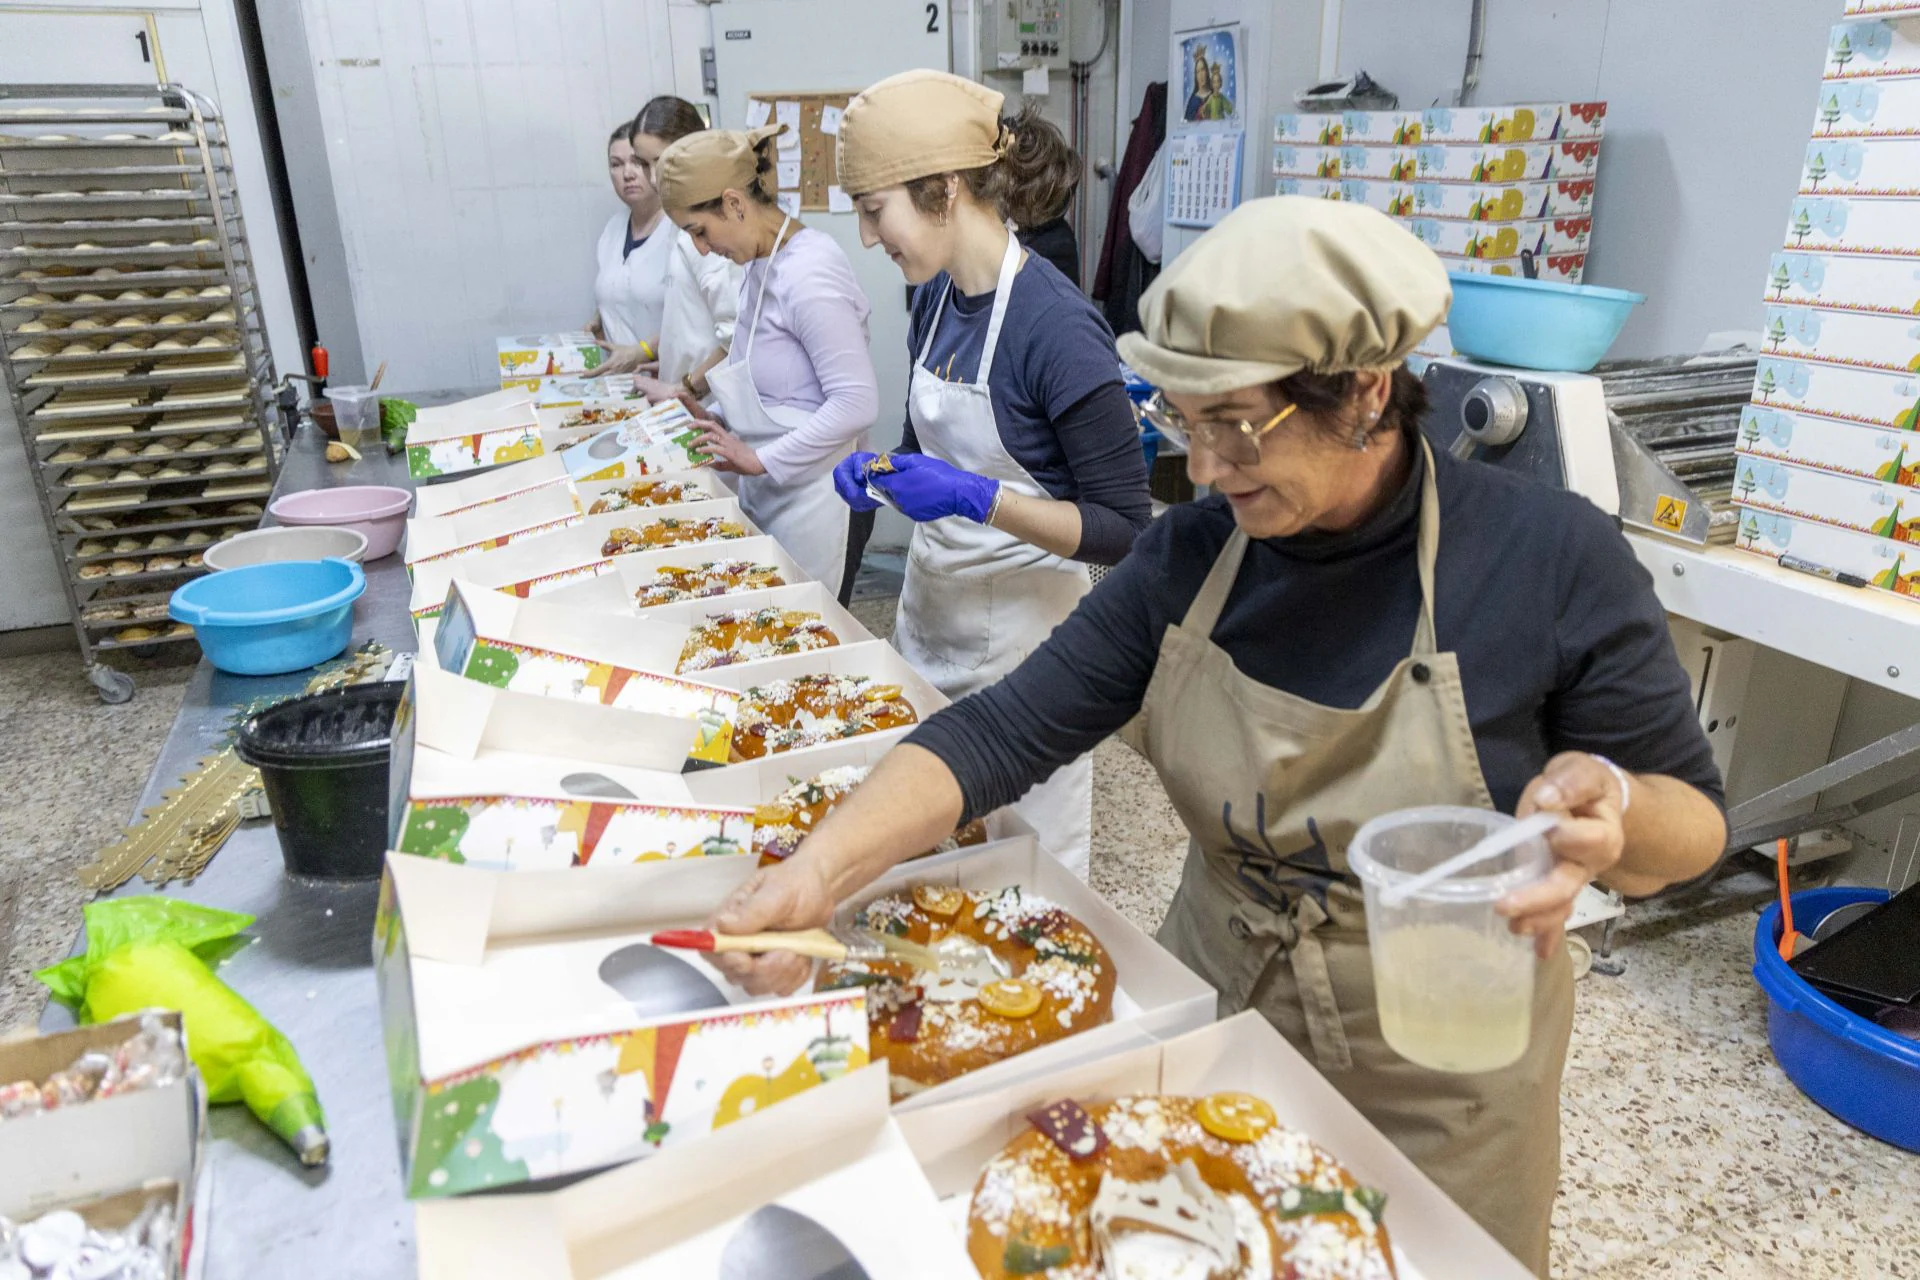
[1373,923,1534,1073]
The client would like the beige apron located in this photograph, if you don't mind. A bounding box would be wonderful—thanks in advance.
[1133,441,1574,1276]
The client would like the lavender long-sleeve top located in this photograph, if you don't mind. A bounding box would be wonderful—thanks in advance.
[725,226,878,484]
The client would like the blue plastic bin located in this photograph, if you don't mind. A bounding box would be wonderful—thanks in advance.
[169,558,366,676]
[1446,272,1645,373]
[1753,887,1920,1152]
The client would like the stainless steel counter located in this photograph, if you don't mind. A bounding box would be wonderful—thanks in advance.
[41,417,434,1278]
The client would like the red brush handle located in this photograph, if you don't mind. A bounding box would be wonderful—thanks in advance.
[650,929,718,951]
[311,344,330,380]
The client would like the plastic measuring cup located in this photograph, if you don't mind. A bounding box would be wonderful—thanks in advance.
[1349,806,1552,1074]
[325,384,379,447]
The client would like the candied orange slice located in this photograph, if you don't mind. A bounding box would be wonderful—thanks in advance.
[1196,1092,1277,1143]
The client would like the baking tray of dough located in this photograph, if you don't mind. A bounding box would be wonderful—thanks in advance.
[0,135,204,151]
[72,526,225,562]
[58,502,263,538]
[0,189,215,209]
[0,215,215,234]
[6,303,238,325]
[42,435,261,466]
[4,267,232,290]
[48,455,266,489]
[74,558,204,589]
[90,625,197,650]
[23,356,249,389]
[30,385,250,420]
[0,108,189,126]
[4,242,225,261]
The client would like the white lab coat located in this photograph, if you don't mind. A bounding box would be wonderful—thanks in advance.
[593,211,674,347]
[659,232,740,385]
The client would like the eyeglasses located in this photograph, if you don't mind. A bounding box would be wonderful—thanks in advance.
[1139,392,1299,467]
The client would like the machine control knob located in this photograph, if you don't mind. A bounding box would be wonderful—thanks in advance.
[1460,376,1529,447]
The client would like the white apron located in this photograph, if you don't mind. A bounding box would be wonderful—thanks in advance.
[658,231,739,386]
[593,211,674,347]
[705,218,853,597]
[893,234,1095,876]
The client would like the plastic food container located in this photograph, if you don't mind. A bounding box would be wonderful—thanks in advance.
[1349,806,1550,1074]
[1446,271,1645,373]
[325,384,379,447]
[202,525,369,571]
[168,558,366,676]
[269,485,410,560]
[1754,887,1920,1153]
[236,683,405,879]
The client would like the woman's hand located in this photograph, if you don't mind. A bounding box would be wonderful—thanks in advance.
[705,857,837,996]
[694,420,765,475]
[631,374,678,404]
[832,452,883,512]
[1501,752,1627,958]
[589,343,657,377]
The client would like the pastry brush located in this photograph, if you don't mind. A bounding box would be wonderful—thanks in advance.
[650,924,940,971]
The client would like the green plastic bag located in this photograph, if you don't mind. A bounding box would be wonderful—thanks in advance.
[38,898,329,1166]
[381,396,417,454]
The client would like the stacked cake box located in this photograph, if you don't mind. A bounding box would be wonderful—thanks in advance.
[1736,12,1920,598]
[1274,102,1607,359]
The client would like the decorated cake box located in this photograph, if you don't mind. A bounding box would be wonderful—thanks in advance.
[539,534,811,616]
[692,640,950,771]
[1761,302,1920,373]
[1802,136,1920,198]
[497,332,604,383]
[429,581,736,764]
[549,580,874,676]
[412,1068,977,1280]
[1344,140,1600,184]
[1811,72,1920,139]
[1787,194,1920,257]
[1843,3,1920,23]
[405,390,544,481]
[1765,250,1920,315]
[1739,403,1920,484]
[1270,144,1346,179]
[1340,178,1596,220]
[1444,251,1586,284]
[533,398,652,449]
[413,422,707,520]
[375,851,869,1200]
[1405,215,1591,258]
[1340,109,1424,146]
[1420,101,1606,144]
[1752,355,1920,430]
[1732,508,1920,601]
[1272,177,1345,200]
[893,1010,1534,1280]
[1828,16,1920,80]
[1733,454,1920,540]
[833,833,1218,1113]
[525,374,647,406]
[404,485,583,574]
[1272,111,1344,146]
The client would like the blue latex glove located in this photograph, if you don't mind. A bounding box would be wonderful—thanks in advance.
[833,451,882,512]
[869,452,1000,524]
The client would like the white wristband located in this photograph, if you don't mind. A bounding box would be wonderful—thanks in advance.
[1592,755,1632,815]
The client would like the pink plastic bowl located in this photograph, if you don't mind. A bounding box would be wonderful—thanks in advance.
[268,485,412,561]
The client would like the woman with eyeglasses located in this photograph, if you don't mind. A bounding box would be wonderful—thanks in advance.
[700,198,1728,1274]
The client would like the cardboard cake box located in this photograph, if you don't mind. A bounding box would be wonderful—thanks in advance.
[374,852,868,1199]
[1405,214,1591,258]
[1271,177,1345,200]
[1752,354,1920,430]
[405,390,544,481]
[1738,402,1920,484]
[894,1010,1533,1280]
[533,398,656,448]
[1733,506,1920,600]
[425,582,737,764]
[1272,111,1344,146]
[1761,301,1920,374]
[1444,251,1586,284]
[1764,249,1920,315]
[1270,143,1346,179]
[1419,100,1606,143]
[496,331,604,382]
[0,1013,202,1251]
[516,374,648,406]
[1811,70,1920,139]
[540,534,812,616]
[1342,139,1600,184]
[1786,194,1920,257]
[1802,135,1920,198]
[1341,177,1595,221]
[550,578,876,674]
[1340,108,1424,146]
[1732,453,1920,539]
[412,423,705,520]
[1827,15,1920,80]
[404,484,583,571]
[413,1067,976,1280]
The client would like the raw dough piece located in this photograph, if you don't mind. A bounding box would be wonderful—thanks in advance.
[109,559,141,576]
[77,563,109,580]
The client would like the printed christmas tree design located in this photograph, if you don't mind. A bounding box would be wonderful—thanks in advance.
[1766,314,1789,350]
[1874,555,1905,590]
[398,804,471,862]
[1832,31,1855,75]
[1792,208,1815,246]
[1807,151,1830,190]
[1736,465,1759,503]
[1770,261,1793,298]
[464,642,521,688]
[1739,414,1763,451]
[610,1024,691,1147]
[1897,396,1920,430]
[413,1076,530,1196]
[1739,514,1762,549]
[1757,366,1780,400]
[1820,95,1843,134]
[1875,444,1909,483]
[1871,501,1905,539]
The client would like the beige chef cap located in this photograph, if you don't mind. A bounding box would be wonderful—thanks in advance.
[837,69,1006,196]
[1117,197,1451,395]
[657,123,786,210]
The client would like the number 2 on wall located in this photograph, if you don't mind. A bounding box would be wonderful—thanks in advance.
[134,30,151,63]
[925,2,939,33]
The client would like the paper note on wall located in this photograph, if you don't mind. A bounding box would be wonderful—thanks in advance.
[775,102,801,152]
[819,106,843,136]
[777,192,802,218]
[778,160,802,190]
[747,99,772,128]
[827,185,853,214]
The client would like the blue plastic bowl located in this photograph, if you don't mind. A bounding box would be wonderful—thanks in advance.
[169,557,367,676]
[1753,887,1920,1152]
[1446,271,1646,373]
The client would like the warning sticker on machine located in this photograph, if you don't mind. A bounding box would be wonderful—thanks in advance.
[1653,495,1689,532]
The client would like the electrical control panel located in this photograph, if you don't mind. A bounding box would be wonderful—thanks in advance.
[989,0,1071,72]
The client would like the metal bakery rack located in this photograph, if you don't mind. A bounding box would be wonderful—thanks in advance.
[0,82,280,702]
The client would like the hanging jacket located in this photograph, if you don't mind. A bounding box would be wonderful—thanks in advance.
[1092,82,1167,336]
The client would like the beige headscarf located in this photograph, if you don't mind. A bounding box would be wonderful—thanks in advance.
[837,69,1007,196]
[656,123,786,210]
[1117,196,1452,395]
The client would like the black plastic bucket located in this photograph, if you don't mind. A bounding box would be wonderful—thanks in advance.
[236,682,405,879]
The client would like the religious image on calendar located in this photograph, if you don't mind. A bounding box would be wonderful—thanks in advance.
[1178,24,1242,129]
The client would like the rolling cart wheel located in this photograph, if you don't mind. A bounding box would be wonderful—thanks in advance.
[88,664,135,705]
[1566,933,1594,981]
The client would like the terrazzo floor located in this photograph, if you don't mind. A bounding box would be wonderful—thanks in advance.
[3,605,1916,1277]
